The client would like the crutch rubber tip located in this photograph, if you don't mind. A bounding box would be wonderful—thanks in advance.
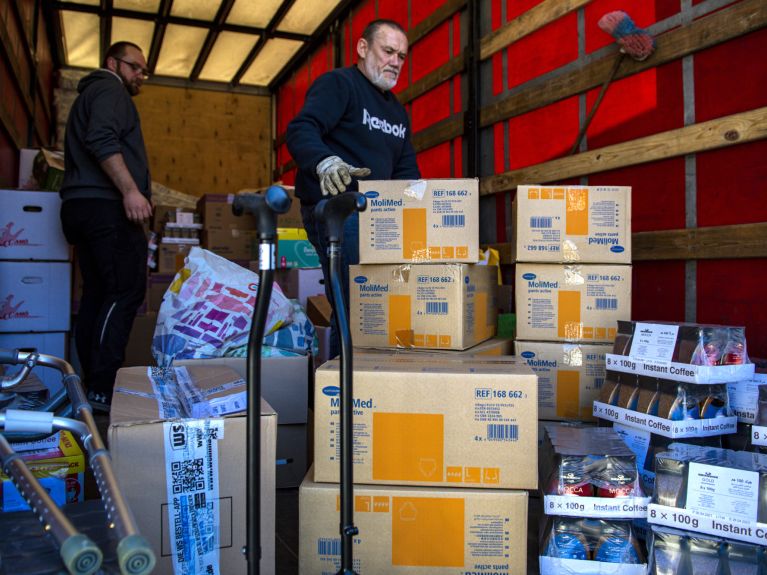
[117,534,157,575]
[60,534,103,575]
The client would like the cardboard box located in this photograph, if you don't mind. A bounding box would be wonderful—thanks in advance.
[314,325,332,366]
[275,228,319,269]
[0,431,85,512]
[313,353,538,489]
[272,267,324,309]
[359,179,480,264]
[109,366,277,575]
[434,336,512,356]
[123,312,157,367]
[197,194,257,231]
[203,228,257,261]
[0,190,69,260]
[300,469,528,574]
[0,331,67,394]
[174,354,309,424]
[306,295,332,327]
[276,424,309,488]
[0,261,71,332]
[152,205,200,235]
[353,337,513,357]
[515,263,631,343]
[350,263,497,350]
[515,340,611,421]
[512,185,631,263]
[156,242,192,274]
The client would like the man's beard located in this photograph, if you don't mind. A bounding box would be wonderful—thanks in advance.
[125,79,140,96]
[364,58,398,91]
[118,70,140,96]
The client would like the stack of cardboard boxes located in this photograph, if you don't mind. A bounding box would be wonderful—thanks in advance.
[0,164,82,518]
[152,205,201,275]
[0,181,72,396]
[350,179,497,351]
[199,193,259,265]
[299,179,537,573]
[512,185,632,425]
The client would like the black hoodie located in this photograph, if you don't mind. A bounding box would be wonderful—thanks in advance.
[60,69,150,201]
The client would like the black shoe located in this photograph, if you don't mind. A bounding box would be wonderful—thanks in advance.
[86,390,112,413]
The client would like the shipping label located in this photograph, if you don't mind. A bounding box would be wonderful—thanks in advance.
[163,419,224,575]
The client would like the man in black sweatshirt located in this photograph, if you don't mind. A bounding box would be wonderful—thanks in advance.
[286,19,421,359]
[59,41,152,411]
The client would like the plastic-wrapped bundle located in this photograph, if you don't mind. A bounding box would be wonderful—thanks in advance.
[758,384,767,426]
[542,424,646,499]
[648,525,766,575]
[653,443,767,523]
[612,321,749,366]
[542,516,645,564]
[599,372,731,420]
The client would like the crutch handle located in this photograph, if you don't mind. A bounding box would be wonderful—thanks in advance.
[232,186,292,240]
[314,192,367,243]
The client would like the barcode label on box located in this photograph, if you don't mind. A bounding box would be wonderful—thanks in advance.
[441,214,465,227]
[594,377,604,389]
[318,538,341,556]
[530,216,553,228]
[596,298,617,310]
[486,423,518,441]
[426,301,448,315]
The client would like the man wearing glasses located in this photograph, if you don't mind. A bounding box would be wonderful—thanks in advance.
[59,41,152,412]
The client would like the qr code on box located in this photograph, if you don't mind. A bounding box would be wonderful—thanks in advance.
[171,458,205,494]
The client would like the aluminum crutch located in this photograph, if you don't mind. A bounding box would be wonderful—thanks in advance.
[0,348,156,575]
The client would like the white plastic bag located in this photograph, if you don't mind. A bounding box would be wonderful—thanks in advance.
[152,247,293,366]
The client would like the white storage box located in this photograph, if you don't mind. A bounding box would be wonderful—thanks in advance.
[0,189,69,260]
[0,261,71,332]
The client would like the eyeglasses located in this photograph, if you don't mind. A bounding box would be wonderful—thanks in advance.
[114,57,150,78]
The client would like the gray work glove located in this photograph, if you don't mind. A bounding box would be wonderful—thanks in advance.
[316,155,371,196]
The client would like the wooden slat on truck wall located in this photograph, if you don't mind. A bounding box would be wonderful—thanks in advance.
[480,0,767,129]
[480,106,767,195]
